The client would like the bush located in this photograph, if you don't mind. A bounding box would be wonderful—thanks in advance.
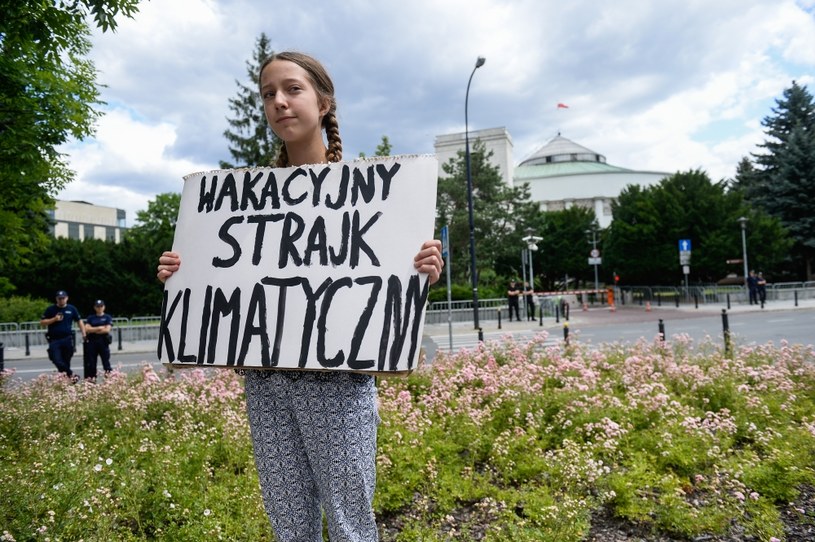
[0,295,50,323]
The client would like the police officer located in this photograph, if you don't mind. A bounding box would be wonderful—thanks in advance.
[84,299,113,379]
[40,290,86,381]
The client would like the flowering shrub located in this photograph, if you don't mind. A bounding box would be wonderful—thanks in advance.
[1,334,814,541]
[376,335,815,541]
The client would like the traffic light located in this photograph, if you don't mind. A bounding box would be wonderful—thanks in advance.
[614,274,620,284]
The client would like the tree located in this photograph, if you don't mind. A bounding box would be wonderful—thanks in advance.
[435,140,538,284]
[533,207,599,290]
[359,135,392,158]
[0,0,141,295]
[604,170,792,285]
[748,81,815,279]
[220,33,280,168]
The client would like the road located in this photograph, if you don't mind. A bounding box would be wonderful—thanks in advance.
[3,303,813,383]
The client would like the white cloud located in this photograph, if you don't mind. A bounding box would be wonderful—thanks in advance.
[55,0,815,221]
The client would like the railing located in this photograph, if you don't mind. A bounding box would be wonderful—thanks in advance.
[2,282,814,351]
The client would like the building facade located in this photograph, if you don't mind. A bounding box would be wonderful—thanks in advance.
[434,128,669,229]
[48,200,128,243]
[434,127,514,186]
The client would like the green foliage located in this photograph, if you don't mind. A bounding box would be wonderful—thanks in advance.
[0,369,270,540]
[0,295,50,323]
[436,140,538,283]
[220,33,280,168]
[0,0,142,293]
[3,339,815,540]
[605,170,792,285]
[532,206,598,290]
[359,135,393,158]
[4,193,179,317]
[747,81,815,279]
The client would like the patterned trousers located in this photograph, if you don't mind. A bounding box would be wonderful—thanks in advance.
[244,370,380,542]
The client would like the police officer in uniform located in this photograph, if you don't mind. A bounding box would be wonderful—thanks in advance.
[84,299,113,379]
[40,290,86,381]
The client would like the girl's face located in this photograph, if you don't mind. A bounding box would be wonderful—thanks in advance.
[260,59,328,151]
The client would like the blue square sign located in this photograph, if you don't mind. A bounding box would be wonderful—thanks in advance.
[679,239,692,252]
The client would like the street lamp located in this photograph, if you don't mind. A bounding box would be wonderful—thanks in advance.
[465,56,486,340]
[737,216,749,289]
[521,228,542,292]
[586,227,599,291]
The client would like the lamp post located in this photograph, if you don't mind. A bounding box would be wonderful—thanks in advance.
[586,227,599,291]
[521,228,543,292]
[738,216,749,289]
[465,56,486,340]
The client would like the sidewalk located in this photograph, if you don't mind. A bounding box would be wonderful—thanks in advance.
[2,339,157,362]
[5,298,812,361]
[422,296,815,337]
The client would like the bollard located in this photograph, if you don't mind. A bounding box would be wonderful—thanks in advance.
[795,290,799,307]
[539,305,543,326]
[0,342,4,372]
[563,323,569,346]
[497,308,502,330]
[565,303,570,321]
[657,295,662,307]
[694,294,698,309]
[658,319,665,343]
[25,333,31,356]
[761,297,765,309]
[675,295,679,308]
[726,293,731,310]
[117,327,123,351]
[721,309,731,358]
[477,328,484,342]
[555,304,560,323]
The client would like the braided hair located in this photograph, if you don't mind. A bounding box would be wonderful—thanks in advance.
[259,51,342,167]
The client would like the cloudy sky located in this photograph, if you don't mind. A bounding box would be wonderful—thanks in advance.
[57,0,815,225]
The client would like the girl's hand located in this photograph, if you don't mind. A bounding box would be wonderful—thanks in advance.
[157,251,181,284]
[414,240,443,285]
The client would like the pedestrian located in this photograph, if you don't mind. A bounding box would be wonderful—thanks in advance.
[157,51,443,542]
[507,279,521,321]
[524,281,535,321]
[757,272,767,305]
[84,299,113,380]
[39,290,86,381]
[747,270,758,305]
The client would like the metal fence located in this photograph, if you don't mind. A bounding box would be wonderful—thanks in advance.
[2,282,813,352]
[0,318,161,352]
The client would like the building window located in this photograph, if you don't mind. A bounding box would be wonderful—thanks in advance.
[106,227,116,242]
[68,223,80,239]
[84,224,94,239]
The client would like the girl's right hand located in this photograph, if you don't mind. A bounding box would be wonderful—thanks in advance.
[157,251,181,284]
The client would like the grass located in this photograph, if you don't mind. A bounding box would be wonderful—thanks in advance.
[1,334,814,541]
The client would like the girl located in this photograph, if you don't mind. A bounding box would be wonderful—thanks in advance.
[157,51,443,541]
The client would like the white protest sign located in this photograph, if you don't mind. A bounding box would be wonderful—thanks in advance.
[158,155,438,374]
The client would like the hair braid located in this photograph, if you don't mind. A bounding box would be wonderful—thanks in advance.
[324,111,342,163]
[275,144,290,168]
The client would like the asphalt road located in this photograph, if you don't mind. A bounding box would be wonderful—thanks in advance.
[4,303,813,383]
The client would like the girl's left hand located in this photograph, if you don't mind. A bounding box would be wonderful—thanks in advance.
[414,240,444,285]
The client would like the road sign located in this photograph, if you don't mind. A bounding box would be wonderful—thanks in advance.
[590,248,600,258]
[679,252,691,265]
[679,239,692,252]
[588,257,602,265]
[683,265,690,275]
[441,225,449,258]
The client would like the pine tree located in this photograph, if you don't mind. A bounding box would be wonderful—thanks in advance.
[220,33,280,168]
[749,81,815,279]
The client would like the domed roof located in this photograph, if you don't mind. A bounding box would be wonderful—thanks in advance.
[519,134,607,167]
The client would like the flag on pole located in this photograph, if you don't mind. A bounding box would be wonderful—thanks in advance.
[557,103,569,109]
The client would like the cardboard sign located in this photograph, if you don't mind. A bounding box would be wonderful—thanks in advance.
[158,155,438,374]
